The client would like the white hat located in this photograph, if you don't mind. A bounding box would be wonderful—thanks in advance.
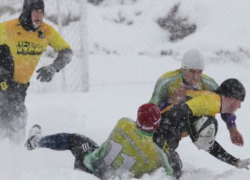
[181,49,205,70]
[192,116,217,151]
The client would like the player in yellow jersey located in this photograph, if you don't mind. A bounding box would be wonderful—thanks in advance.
[0,0,72,143]
[25,103,174,179]
[153,78,250,178]
[150,49,218,107]
[149,49,243,148]
[149,50,244,177]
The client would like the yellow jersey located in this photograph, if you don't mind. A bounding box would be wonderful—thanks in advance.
[0,18,71,84]
[84,118,173,178]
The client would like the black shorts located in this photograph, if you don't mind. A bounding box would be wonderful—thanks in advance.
[68,133,99,174]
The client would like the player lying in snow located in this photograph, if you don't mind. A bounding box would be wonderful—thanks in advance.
[153,78,250,178]
[25,103,174,179]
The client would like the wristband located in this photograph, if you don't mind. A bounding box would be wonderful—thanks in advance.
[159,100,172,110]
[221,113,236,129]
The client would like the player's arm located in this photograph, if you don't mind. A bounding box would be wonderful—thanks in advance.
[149,78,170,109]
[36,26,73,82]
[49,27,73,72]
[161,103,192,125]
[221,113,244,146]
[201,74,219,92]
[50,48,73,72]
[207,140,250,169]
[156,146,174,176]
[36,49,72,82]
[0,44,14,91]
[228,126,244,146]
[202,77,243,146]
[208,141,238,165]
[154,103,192,151]
[150,84,187,111]
[149,78,185,110]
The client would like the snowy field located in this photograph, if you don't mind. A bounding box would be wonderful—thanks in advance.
[1,64,250,180]
[1,0,250,180]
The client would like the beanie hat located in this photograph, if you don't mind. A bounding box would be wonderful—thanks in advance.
[217,78,246,102]
[136,103,161,133]
[19,0,45,31]
[181,49,205,70]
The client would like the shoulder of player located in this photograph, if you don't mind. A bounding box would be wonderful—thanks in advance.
[0,19,24,35]
[203,92,220,99]
[117,117,135,125]
[189,92,220,102]
[112,118,137,136]
[1,18,19,27]
[39,22,58,33]
[156,69,182,85]
[201,73,219,89]
[159,69,181,79]
[201,73,217,83]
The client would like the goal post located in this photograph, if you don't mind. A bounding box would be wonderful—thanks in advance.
[80,0,90,92]
[46,0,90,92]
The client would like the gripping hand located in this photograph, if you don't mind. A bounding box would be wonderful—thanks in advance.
[229,127,244,146]
[36,65,57,82]
[236,158,250,170]
[169,85,186,104]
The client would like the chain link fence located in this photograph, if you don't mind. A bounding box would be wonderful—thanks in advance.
[0,0,249,92]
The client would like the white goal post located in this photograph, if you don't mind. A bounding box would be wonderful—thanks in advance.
[37,0,89,93]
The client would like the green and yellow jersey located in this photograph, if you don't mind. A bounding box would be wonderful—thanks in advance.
[0,18,71,84]
[84,118,173,178]
[149,69,218,108]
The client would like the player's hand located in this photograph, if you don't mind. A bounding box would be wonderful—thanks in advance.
[169,86,186,104]
[36,65,57,82]
[229,126,244,146]
[236,158,250,170]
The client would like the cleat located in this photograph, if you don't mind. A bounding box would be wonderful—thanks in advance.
[25,125,41,150]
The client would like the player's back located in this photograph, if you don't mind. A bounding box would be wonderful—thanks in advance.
[84,118,173,179]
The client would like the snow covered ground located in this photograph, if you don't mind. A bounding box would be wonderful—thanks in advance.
[1,79,250,180]
[0,0,250,180]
